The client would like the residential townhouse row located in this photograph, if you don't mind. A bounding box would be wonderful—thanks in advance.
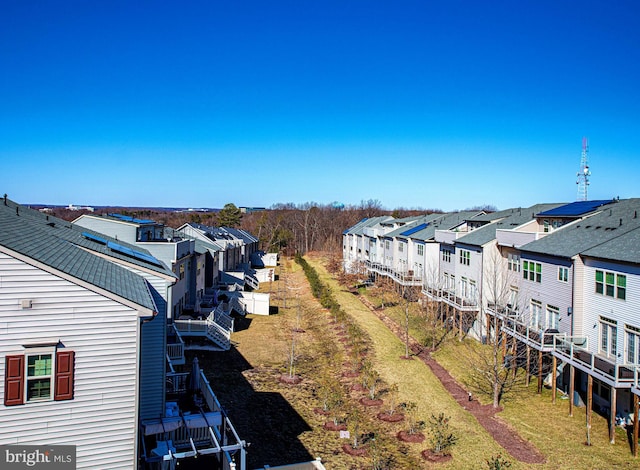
[343,198,640,452]
[0,197,280,470]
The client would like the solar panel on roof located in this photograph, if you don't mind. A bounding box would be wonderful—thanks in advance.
[108,213,155,224]
[106,241,164,267]
[536,200,612,217]
[400,223,429,237]
[82,232,108,245]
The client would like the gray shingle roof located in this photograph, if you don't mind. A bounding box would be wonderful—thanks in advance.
[404,211,485,241]
[457,203,564,247]
[383,213,444,239]
[581,226,640,264]
[468,207,521,223]
[0,199,160,312]
[520,199,640,259]
[344,216,393,236]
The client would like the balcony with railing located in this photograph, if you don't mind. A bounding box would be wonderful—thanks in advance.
[486,303,560,351]
[167,324,185,366]
[486,304,640,389]
[421,281,478,312]
[142,359,247,469]
[174,304,233,350]
[553,336,637,388]
[438,289,479,312]
[365,260,423,286]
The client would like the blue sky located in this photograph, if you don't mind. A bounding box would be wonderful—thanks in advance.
[1,1,638,211]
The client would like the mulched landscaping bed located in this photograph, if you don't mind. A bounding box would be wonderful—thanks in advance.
[278,374,302,384]
[360,397,383,406]
[397,430,425,443]
[421,449,453,463]
[342,444,367,457]
[323,421,347,431]
[377,412,404,422]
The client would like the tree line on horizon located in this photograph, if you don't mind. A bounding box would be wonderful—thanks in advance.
[47,199,496,256]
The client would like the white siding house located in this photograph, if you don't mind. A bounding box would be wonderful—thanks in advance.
[74,214,194,319]
[0,201,161,469]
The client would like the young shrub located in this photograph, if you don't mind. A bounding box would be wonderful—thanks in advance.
[347,406,364,449]
[404,401,426,435]
[486,454,512,470]
[428,413,458,456]
[384,383,400,416]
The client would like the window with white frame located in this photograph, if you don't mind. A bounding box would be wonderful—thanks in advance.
[4,346,75,406]
[530,300,543,329]
[558,266,569,283]
[470,279,477,299]
[443,273,449,289]
[461,277,468,298]
[546,305,560,330]
[508,286,519,311]
[26,349,54,401]
[398,242,404,253]
[599,316,618,358]
[385,240,390,250]
[417,244,424,256]
[450,275,455,292]
[459,250,470,266]
[543,219,550,233]
[625,325,640,364]
[507,253,520,272]
[523,260,542,283]
[595,270,626,300]
[442,250,451,263]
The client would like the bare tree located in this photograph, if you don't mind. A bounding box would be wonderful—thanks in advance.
[421,259,452,351]
[462,248,527,408]
[401,284,420,358]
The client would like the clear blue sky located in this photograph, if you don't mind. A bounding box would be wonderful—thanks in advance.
[1,1,638,211]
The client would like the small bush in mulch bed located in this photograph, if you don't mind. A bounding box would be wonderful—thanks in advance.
[425,413,458,460]
[342,444,367,457]
[421,449,453,463]
[377,412,404,423]
[397,430,425,443]
[279,374,302,384]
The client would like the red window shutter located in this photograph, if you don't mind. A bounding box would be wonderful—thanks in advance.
[54,350,75,401]
[4,355,25,406]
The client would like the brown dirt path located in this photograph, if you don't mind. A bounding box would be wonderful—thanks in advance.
[357,294,546,464]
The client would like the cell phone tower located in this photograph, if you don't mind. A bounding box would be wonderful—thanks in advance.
[576,137,591,201]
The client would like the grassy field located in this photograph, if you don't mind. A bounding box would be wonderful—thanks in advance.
[198,255,639,469]
[307,254,638,469]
